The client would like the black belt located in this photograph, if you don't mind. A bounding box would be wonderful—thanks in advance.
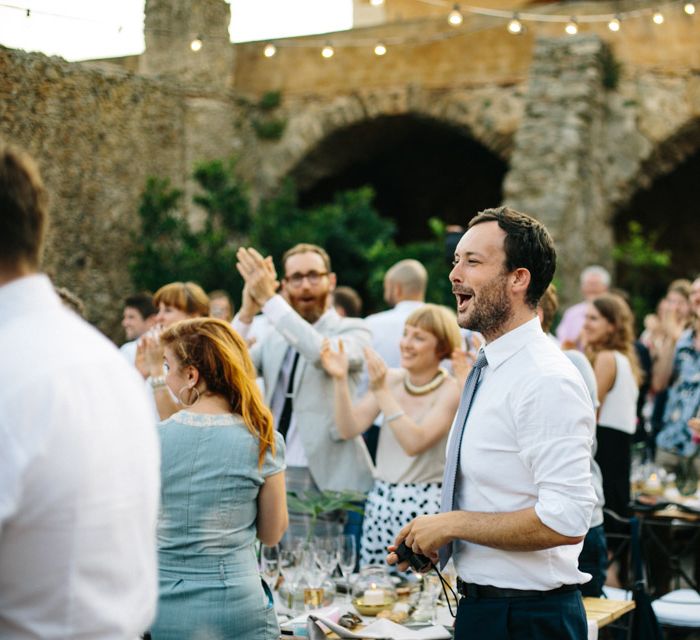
[456,578,578,599]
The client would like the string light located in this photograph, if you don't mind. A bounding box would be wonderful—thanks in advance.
[607,15,621,31]
[507,14,523,34]
[447,4,463,26]
[564,17,578,35]
[374,42,387,56]
[263,43,277,57]
[684,2,696,14]
[321,43,334,58]
[190,35,203,52]
[652,9,665,24]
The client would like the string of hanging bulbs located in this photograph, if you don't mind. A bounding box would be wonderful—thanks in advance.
[0,0,694,59]
[256,0,695,58]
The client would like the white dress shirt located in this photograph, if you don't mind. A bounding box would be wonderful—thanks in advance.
[452,317,596,590]
[0,275,160,639]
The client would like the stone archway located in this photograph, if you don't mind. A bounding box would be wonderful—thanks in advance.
[289,113,508,243]
[613,116,700,306]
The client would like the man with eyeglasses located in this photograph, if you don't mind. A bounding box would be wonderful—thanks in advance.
[233,243,374,534]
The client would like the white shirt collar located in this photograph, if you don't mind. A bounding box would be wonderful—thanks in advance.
[482,316,542,371]
[0,273,60,325]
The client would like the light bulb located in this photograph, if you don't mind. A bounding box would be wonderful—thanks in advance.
[263,43,277,58]
[448,4,463,26]
[374,42,387,56]
[321,44,334,58]
[507,17,523,34]
[684,2,696,15]
[652,10,664,24]
[190,37,203,52]
[370,0,384,5]
[607,17,620,32]
[564,19,578,35]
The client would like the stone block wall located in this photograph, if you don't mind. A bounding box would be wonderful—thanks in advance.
[0,46,239,339]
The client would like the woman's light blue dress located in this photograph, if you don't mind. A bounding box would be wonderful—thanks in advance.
[150,411,285,640]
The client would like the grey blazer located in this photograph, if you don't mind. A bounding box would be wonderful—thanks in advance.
[249,305,375,494]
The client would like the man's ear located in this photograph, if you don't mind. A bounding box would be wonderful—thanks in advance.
[511,268,531,298]
[328,272,337,291]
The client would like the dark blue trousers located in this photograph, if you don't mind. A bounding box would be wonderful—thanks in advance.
[453,589,588,640]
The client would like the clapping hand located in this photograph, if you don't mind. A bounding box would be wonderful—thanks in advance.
[365,346,388,391]
[137,327,165,378]
[320,338,349,379]
[236,247,279,306]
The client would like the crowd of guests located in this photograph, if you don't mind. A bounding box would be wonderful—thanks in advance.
[3,138,700,640]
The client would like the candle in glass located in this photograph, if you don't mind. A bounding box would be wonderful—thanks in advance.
[364,583,385,605]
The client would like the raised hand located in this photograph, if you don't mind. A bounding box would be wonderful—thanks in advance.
[320,338,349,379]
[139,328,165,378]
[365,347,388,391]
[236,247,279,306]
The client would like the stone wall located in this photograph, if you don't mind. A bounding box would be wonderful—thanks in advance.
[0,46,240,339]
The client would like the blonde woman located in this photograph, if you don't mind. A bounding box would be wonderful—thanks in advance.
[321,304,461,566]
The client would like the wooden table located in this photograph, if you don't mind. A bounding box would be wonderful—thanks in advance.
[583,597,635,628]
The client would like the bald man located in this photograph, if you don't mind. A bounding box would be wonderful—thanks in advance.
[365,259,428,367]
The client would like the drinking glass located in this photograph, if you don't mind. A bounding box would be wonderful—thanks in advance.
[314,536,340,578]
[336,534,357,602]
[260,544,280,588]
[279,546,304,612]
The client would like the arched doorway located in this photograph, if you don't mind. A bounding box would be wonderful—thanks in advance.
[614,145,700,314]
[290,114,508,244]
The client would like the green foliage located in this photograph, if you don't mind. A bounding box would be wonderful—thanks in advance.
[258,90,282,111]
[253,118,287,140]
[597,46,622,90]
[613,220,671,328]
[286,490,365,540]
[130,160,252,299]
[131,156,457,315]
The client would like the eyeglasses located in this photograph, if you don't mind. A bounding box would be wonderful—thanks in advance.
[284,271,329,288]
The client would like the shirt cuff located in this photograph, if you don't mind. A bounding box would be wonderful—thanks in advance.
[231,315,252,338]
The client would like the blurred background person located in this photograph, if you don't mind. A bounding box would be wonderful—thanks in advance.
[582,293,641,519]
[333,285,363,318]
[321,304,460,566]
[120,291,157,364]
[150,318,287,640]
[138,281,210,419]
[557,265,611,350]
[208,289,234,322]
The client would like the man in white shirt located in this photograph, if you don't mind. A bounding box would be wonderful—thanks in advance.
[233,244,374,503]
[390,207,596,640]
[0,142,160,639]
[119,291,157,364]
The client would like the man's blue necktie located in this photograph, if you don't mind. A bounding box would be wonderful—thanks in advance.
[438,350,488,569]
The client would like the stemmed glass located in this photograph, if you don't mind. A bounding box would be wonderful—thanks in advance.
[336,534,357,603]
[279,544,304,612]
[260,544,280,589]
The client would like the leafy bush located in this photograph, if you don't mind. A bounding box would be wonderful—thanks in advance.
[130,157,456,314]
[253,118,287,140]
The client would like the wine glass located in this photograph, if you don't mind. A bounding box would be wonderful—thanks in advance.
[336,534,357,602]
[260,544,280,589]
[279,545,304,612]
[314,536,339,578]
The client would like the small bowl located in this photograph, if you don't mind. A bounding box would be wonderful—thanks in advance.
[352,596,397,616]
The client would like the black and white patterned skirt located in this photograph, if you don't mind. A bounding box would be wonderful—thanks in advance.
[360,479,442,567]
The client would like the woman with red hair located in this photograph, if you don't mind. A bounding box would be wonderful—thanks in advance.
[149,318,287,640]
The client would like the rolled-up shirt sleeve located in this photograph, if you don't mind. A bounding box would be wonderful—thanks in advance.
[517,375,597,537]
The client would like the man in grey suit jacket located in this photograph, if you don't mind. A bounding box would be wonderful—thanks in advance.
[234,243,374,496]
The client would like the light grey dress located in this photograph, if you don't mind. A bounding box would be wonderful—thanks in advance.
[150,411,285,640]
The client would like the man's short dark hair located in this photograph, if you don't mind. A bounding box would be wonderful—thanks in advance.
[124,292,156,320]
[0,142,48,269]
[468,206,556,308]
